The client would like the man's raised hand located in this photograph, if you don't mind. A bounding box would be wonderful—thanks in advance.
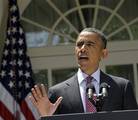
[29,84,63,117]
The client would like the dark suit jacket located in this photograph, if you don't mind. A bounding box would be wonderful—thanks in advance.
[48,71,138,115]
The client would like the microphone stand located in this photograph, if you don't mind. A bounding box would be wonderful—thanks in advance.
[87,82,110,112]
[95,94,104,112]
[88,94,105,112]
[95,83,110,111]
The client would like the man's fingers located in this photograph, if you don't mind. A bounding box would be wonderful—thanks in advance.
[54,97,63,109]
[34,85,43,98]
[31,87,39,101]
[41,84,48,97]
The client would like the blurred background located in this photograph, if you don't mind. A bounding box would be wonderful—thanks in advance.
[0,0,138,102]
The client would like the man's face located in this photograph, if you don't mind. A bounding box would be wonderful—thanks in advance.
[75,31,108,74]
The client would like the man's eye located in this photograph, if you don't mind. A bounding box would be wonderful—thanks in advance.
[86,42,94,47]
[76,42,84,47]
[86,43,92,46]
[76,41,95,47]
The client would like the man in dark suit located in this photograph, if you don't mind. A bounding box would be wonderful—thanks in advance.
[29,28,137,117]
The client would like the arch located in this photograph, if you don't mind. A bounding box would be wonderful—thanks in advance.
[47,5,133,43]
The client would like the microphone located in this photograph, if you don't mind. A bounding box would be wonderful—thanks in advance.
[86,83,95,100]
[100,83,110,98]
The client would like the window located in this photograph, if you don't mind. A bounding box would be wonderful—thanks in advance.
[21,0,138,47]
[106,64,134,88]
[52,68,77,85]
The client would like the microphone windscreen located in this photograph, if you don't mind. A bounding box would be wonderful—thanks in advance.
[86,83,95,93]
[100,83,110,97]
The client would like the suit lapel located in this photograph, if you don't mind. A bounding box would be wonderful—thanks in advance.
[100,71,110,84]
[100,71,115,111]
[63,71,114,112]
[65,74,84,113]
[65,71,111,112]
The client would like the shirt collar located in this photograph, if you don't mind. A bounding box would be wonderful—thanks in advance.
[77,68,100,85]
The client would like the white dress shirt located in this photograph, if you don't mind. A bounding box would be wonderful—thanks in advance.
[77,68,100,112]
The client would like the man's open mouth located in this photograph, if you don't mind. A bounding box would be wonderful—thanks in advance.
[79,56,89,60]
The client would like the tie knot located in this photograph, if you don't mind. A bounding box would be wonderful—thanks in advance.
[86,76,93,85]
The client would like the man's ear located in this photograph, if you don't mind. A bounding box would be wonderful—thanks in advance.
[102,49,108,59]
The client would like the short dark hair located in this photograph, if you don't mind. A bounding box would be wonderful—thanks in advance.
[80,28,107,49]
